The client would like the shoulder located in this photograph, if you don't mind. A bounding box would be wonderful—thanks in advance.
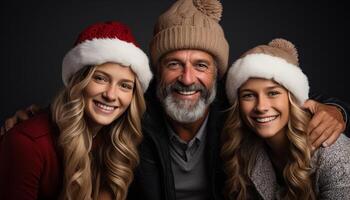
[7,111,56,140]
[315,134,350,163]
[313,134,350,195]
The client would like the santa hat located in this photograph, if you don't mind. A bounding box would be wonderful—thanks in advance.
[226,38,309,104]
[62,21,152,92]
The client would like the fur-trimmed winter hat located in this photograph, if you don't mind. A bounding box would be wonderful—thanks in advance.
[62,21,153,92]
[226,38,309,104]
[150,0,229,78]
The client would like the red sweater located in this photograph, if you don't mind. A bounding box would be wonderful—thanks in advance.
[0,111,62,200]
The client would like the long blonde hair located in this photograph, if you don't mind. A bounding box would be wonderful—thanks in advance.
[221,93,315,200]
[51,65,146,200]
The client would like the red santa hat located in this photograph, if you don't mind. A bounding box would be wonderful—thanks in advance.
[62,21,152,92]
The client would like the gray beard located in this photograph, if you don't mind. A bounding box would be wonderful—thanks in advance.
[157,82,217,123]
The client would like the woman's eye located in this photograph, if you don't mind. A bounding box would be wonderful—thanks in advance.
[240,93,254,99]
[268,91,280,96]
[93,75,108,82]
[120,83,134,90]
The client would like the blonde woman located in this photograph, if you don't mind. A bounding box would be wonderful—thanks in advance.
[221,38,350,199]
[0,21,152,200]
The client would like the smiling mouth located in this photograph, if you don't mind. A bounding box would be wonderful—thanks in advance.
[93,100,118,112]
[253,115,279,123]
[176,90,198,95]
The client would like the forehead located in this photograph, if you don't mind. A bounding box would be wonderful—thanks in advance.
[95,62,135,80]
[161,49,215,63]
[240,78,284,90]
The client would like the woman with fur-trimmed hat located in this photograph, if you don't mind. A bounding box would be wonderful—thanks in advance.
[0,21,152,200]
[221,38,350,199]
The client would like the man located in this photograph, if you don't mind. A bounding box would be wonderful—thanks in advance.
[1,0,349,199]
[127,0,349,200]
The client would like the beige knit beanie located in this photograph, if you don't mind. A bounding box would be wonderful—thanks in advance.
[150,0,229,78]
[226,38,309,104]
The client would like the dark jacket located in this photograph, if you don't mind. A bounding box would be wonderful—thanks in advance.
[128,83,227,200]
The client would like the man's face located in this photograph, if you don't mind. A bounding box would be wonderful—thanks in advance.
[157,49,217,123]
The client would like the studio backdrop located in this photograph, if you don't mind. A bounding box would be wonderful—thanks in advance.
[0,0,348,123]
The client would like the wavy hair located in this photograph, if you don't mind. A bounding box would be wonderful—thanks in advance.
[51,65,146,200]
[221,93,315,200]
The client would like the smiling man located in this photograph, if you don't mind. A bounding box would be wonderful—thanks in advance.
[128,1,229,199]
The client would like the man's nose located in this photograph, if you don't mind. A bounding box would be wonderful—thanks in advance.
[178,65,195,86]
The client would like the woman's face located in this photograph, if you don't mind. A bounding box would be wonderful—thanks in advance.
[83,62,135,129]
[238,78,290,139]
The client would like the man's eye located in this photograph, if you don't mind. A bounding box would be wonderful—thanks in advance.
[198,63,208,68]
[167,62,180,68]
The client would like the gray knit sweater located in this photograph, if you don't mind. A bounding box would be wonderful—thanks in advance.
[248,134,350,200]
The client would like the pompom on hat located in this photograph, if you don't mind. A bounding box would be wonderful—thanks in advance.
[226,38,309,104]
[150,0,229,78]
[62,21,153,92]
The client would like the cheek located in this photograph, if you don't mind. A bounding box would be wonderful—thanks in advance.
[83,82,101,98]
[276,96,290,115]
[119,92,134,107]
[161,69,181,84]
[239,101,254,118]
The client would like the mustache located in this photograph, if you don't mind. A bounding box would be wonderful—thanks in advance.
[160,81,209,99]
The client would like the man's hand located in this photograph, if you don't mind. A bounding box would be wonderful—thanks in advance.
[0,104,40,136]
[303,99,345,149]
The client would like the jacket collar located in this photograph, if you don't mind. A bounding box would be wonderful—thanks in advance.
[249,146,279,200]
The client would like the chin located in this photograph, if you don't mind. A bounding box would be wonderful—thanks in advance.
[91,113,121,126]
[254,129,278,139]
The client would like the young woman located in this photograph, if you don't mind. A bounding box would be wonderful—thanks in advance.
[0,21,153,200]
[221,38,350,199]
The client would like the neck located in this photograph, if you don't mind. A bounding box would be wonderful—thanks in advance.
[265,128,289,168]
[168,108,209,142]
[86,118,102,139]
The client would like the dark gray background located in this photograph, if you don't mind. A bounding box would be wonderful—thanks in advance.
[0,0,348,123]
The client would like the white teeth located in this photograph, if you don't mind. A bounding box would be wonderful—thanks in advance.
[178,90,196,95]
[255,116,277,123]
[95,102,115,111]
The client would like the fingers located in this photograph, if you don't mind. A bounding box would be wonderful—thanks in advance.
[321,123,344,147]
[303,99,318,113]
[3,110,31,132]
[311,124,335,149]
[15,110,30,121]
[4,116,18,131]
[26,104,40,116]
[1,105,41,135]
[308,116,328,146]
[307,110,325,138]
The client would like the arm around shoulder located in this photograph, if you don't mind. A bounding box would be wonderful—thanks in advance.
[310,92,350,135]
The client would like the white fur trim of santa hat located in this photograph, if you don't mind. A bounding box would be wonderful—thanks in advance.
[226,53,309,104]
[62,38,152,92]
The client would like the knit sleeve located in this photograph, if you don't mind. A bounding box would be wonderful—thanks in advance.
[315,134,350,199]
[0,128,44,200]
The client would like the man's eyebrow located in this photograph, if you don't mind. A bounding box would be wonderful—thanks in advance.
[161,57,182,64]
